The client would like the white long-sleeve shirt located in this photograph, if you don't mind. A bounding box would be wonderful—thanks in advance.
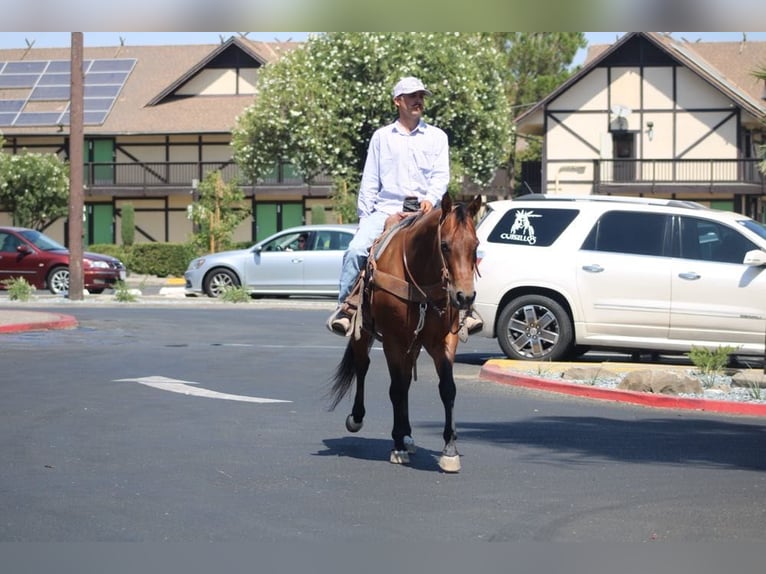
[357,119,450,218]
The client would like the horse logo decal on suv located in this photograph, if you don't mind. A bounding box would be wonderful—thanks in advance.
[500,209,541,244]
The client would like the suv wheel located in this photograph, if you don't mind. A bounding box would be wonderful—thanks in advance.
[497,294,573,361]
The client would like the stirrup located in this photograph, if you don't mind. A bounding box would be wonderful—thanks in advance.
[326,309,351,337]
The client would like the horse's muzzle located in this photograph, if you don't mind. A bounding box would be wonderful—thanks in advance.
[449,289,476,310]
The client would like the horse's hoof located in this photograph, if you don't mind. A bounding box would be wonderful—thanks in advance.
[438,454,461,473]
[390,450,410,465]
[404,435,417,454]
[345,414,363,433]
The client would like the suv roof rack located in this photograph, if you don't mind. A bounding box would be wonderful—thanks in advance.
[512,193,707,210]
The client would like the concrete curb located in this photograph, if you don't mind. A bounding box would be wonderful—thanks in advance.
[480,362,766,417]
[0,312,78,334]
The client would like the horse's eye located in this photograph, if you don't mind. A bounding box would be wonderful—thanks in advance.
[440,240,449,253]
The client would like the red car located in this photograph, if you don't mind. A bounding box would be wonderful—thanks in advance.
[0,226,126,295]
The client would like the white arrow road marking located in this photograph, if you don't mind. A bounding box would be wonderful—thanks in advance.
[114,375,291,403]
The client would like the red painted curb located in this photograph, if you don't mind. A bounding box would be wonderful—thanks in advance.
[479,363,766,417]
[0,314,78,334]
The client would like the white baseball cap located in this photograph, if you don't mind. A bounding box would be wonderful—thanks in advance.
[392,76,432,98]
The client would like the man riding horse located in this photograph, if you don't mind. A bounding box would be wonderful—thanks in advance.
[327,76,482,338]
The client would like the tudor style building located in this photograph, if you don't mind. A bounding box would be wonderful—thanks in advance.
[0,35,333,245]
[3,33,765,247]
[516,32,766,221]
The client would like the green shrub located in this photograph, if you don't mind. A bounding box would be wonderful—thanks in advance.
[1,276,35,301]
[130,243,195,277]
[87,242,196,277]
[88,243,131,265]
[120,203,135,246]
[113,280,138,302]
[219,285,251,303]
[687,345,736,374]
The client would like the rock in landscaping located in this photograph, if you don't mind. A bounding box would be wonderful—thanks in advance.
[731,370,766,389]
[618,370,703,395]
[562,366,619,381]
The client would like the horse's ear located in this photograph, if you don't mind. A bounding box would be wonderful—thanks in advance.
[468,195,482,218]
[441,192,452,214]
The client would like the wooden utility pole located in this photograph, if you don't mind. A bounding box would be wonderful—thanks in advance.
[67,32,84,300]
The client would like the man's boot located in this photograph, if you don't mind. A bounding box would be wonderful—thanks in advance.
[326,273,363,337]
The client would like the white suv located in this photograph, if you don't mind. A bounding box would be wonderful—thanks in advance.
[474,195,766,361]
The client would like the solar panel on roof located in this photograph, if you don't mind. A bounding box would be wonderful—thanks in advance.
[83,111,108,124]
[89,59,135,72]
[84,72,129,85]
[0,57,135,127]
[15,111,63,125]
[0,74,37,88]
[0,100,23,112]
[3,61,47,74]
[85,85,120,98]
[38,73,70,86]
[84,98,112,111]
[45,61,71,73]
[30,86,70,100]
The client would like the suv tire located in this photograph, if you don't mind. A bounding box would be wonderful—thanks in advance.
[497,294,573,361]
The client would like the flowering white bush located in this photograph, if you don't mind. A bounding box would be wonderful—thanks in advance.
[231,33,511,218]
[0,149,69,230]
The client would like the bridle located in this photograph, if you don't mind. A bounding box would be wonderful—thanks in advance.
[400,208,477,346]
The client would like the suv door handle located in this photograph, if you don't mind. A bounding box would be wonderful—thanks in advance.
[678,272,701,280]
[581,264,604,273]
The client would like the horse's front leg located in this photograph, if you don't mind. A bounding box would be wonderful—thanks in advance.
[384,342,416,464]
[431,334,461,473]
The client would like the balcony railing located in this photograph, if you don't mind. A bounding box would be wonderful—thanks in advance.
[593,158,765,193]
[83,160,334,191]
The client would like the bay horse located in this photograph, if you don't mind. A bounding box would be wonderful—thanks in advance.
[328,192,482,473]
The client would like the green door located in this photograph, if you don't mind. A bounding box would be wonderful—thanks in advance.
[255,203,278,242]
[255,202,303,242]
[86,204,114,246]
[281,202,303,229]
[87,139,115,185]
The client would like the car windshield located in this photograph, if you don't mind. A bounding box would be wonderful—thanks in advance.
[738,219,766,241]
[18,229,66,251]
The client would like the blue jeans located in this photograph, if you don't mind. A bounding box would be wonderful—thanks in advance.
[337,211,389,305]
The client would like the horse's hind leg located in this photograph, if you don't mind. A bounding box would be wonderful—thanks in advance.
[346,333,372,433]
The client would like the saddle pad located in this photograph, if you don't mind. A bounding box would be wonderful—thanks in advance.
[372,214,418,260]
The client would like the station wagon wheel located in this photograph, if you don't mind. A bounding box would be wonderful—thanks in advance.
[497,294,573,361]
[203,268,240,298]
[47,266,70,295]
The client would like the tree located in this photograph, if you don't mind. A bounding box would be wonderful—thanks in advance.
[188,171,251,253]
[0,150,70,230]
[232,32,511,221]
[487,33,587,195]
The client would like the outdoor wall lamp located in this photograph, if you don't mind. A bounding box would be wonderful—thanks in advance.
[647,121,654,142]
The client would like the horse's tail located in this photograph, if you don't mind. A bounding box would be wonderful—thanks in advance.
[327,341,356,411]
